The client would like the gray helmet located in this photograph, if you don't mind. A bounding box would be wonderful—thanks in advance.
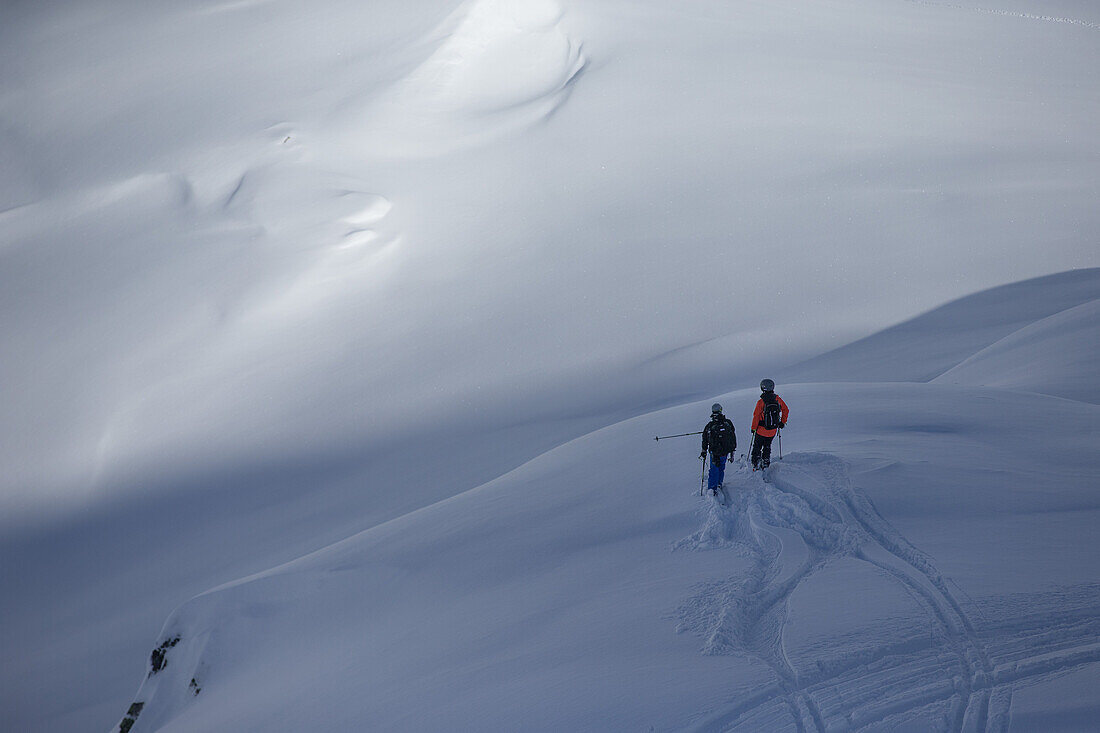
[711,403,723,414]
[760,379,775,392]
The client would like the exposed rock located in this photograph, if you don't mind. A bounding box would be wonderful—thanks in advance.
[117,701,144,733]
[149,635,180,675]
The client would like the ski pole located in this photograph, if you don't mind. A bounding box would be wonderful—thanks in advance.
[777,430,782,461]
[655,431,703,442]
[748,431,757,469]
[699,452,707,496]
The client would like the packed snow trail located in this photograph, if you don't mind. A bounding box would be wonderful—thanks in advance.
[903,0,1100,31]
[675,454,1100,732]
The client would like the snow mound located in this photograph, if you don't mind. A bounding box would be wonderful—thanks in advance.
[785,268,1100,385]
[933,298,1100,404]
[342,0,585,158]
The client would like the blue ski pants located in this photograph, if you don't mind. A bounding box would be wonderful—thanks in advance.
[708,453,728,490]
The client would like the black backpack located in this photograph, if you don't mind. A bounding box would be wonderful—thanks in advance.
[709,419,735,455]
[760,394,782,431]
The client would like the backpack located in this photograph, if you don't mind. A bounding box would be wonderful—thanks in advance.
[760,395,782,431]
[709,419,735,455]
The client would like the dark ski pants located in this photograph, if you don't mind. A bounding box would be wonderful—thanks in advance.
[708,453,728,491]
[751,433,774,468]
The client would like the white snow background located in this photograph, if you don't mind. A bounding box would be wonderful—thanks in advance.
[0,0,1097,730]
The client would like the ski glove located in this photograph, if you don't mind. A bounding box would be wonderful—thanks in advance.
[779,422,786,429]
[699,451,707,460]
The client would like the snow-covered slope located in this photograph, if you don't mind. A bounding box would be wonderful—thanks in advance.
[3,0,1099,521]
[112,378,1100,731]
[933,297,1100,404]
[2,0,1099,731]
[102,270,1100,732]
[784,268,1100,386]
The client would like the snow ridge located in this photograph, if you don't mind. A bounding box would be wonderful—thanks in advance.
[346,0,586,158]
[784,269,1100,386]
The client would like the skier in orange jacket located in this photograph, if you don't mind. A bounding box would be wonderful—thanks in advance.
[750,379,789,469]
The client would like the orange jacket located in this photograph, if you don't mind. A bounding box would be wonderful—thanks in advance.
[751,395,789,438]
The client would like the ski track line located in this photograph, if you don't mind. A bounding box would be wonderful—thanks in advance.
[903,0,1100,31]
[806,457,998,732]
[684,599,1099,732]
[986,685,1013,733]
[675,454,1100,732]
[778,456,991,732]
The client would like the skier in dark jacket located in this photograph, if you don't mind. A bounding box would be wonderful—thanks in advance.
[750,379,789,469]
[700,403,736,494]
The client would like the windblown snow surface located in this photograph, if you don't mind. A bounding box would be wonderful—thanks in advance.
[0,0,1098,731]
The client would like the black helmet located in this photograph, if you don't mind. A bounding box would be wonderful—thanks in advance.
[711,403,723,414]
[760,379,775,392]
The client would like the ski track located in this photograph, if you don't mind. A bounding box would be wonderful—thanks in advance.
[674,453,1100,732]
[903,0,1100,31]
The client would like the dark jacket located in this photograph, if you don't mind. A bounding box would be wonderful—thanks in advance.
[702,415,737,456]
